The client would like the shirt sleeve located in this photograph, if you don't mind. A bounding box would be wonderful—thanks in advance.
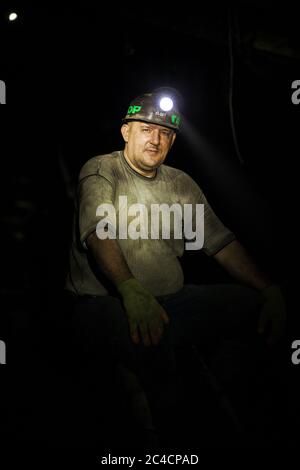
[177,172,236,255]
[200,190,236,256]
[77,163,115,249]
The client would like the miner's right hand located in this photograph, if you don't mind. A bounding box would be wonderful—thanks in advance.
[117,278,170,347]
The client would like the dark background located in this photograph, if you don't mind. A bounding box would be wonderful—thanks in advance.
[0,0,299,457]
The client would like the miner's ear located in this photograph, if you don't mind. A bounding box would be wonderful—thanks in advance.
[170,132,176,147]
[121,123,130,143]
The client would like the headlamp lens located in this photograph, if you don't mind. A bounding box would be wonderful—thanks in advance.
[159,97,174,112]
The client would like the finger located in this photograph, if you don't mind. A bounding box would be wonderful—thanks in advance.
[150,325,163,346]
[138,322,151,347]
[131,329,140,344]
[142,332,151,347]
[129,322,140,344]
[160,309,170,325]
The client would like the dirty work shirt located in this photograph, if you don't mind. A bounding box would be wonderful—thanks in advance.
[65,150,235,296]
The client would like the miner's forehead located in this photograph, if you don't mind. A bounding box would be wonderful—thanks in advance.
[129,121,174,132]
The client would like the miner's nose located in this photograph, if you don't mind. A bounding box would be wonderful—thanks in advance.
[150,129,160,145]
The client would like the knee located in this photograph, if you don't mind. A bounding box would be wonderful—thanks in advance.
[70,295,128,346]
[231,285,263,335]
[73,295,125,323]
[236,286,262,312]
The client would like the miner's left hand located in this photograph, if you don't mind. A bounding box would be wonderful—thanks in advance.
[258,285,287,346]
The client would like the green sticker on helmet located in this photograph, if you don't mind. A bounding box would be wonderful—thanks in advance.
[171,114,180,125]
[127,105,142,115]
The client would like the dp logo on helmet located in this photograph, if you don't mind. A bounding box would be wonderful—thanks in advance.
[0,80,6,104]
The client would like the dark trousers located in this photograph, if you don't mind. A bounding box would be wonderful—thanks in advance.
[61,284,263,395]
